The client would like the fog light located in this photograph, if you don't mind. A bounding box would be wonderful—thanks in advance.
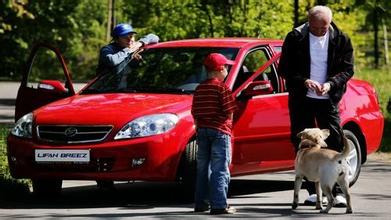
[131,158,146,167]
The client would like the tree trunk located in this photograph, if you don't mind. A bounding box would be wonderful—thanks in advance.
[111,0,116,30]
[200,2,214,37]
[383,22,389,65]
[373,8,379,68]
[294,0,299,27]
[106,0,112,42]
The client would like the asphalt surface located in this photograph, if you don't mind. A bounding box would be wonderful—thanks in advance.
[0,158,390,219]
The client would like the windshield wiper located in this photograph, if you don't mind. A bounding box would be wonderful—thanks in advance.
[81,88,136,94]
[80,88,101,94]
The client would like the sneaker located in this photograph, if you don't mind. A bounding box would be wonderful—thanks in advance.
[210,206,236,215]
[304,194,328,206]
[334,194,347,207]
[304,194,317,206]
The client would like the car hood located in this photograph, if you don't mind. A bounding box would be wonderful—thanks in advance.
[34,93,192,125]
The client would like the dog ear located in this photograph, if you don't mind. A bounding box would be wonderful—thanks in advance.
[321,129,330,139]
[297,130,304,138]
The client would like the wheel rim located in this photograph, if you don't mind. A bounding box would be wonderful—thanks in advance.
[346,138,358,183]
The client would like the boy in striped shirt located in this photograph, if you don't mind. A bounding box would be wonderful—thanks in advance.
[192,53,237,215]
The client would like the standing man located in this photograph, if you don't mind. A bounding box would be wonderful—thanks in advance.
[95,23,158,189]
[279,5,354,206]
[191,53,237,215]
[96,23,159,76]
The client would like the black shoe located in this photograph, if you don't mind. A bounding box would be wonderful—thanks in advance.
[194,206,210,212]
[210,206,236,215]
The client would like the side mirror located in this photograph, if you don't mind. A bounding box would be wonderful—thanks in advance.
[38,80,67,93]
[240,80,273,98]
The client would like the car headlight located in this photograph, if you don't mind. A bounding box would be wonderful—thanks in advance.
[114,113,179,140]
[11,113,33,138]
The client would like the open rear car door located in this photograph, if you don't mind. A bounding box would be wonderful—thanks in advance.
[14,43,75,121]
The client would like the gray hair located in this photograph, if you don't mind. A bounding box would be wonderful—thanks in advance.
[308,5,333,22]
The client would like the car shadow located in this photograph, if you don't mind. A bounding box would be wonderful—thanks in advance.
[0,179,294,209]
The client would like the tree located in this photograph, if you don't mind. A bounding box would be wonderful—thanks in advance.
[355,0,390,68]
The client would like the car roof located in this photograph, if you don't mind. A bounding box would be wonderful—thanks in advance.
[146,38,283,49]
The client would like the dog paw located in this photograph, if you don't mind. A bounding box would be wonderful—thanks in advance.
[292,203,298,209]
[346,209,353,214]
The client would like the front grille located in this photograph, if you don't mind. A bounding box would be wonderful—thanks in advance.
[37,125,113,143]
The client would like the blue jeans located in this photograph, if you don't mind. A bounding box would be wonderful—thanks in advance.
[194,128,231,209]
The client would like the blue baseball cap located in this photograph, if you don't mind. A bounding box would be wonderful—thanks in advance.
[111,23,137,37]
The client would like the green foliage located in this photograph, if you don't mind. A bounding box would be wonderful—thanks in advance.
[0,125,30,197]
[123,0,293,40]
[0,1,389,80]
[354,66,391,152]
[0,126,11,180]
[354,67,391,119]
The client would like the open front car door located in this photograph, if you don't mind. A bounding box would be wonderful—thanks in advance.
[15,43,75,121]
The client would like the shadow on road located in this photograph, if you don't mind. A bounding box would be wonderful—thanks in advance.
[0,179,294,209]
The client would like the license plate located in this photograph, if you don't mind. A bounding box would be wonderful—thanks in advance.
[35,149,90,163]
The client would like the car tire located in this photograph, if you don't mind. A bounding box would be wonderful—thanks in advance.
[96,180,115,189]
[343,129,362,187]
[177,139,197,199]
[32,179,62,197]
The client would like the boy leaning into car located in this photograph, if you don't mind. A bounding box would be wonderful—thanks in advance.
[191,53,237,215]
[96,23,159,76]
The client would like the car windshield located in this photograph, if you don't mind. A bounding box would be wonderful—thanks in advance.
[82,47,239,94]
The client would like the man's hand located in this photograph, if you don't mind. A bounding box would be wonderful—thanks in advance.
[139,34,159,45]
[129,41,143,53]
[304,79,322,94]
[320,82,331,95]
[131,49,143,61]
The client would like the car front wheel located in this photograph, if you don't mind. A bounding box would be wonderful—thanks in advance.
[177,139,197,199]
[32,179,62,197]
[344,129,362,186]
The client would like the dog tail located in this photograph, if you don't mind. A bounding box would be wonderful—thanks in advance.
[339,135,351,159]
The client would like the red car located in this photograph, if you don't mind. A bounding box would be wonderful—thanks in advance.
[7,39,384,196]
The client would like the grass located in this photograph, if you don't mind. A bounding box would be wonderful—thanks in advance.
[354,66,391,152]
[0,126,30,198]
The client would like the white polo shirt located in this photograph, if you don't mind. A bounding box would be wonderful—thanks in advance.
[307,31,329,99]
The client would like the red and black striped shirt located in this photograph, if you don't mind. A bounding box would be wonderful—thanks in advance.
[191,78,237,135]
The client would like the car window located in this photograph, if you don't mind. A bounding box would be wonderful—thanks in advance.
[273,46,282,53]
[83,47,239,94]
[27,47,68,92]
[233,48,279,93]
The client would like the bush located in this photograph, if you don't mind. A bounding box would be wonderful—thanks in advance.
[354,66,391,151]
[0,126,30,199]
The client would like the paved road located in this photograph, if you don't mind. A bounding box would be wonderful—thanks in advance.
[0,157,390,219]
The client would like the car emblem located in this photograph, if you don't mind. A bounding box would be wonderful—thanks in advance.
[64,127,78,137]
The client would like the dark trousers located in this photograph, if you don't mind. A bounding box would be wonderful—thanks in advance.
[289,96,344,194]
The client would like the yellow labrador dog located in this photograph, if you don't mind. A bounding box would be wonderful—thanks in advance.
[292,128,352,214]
